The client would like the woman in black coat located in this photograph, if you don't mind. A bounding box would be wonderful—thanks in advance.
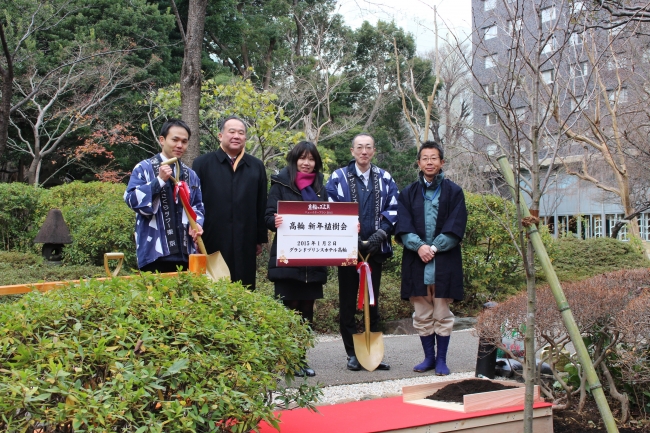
[265,141,328,377]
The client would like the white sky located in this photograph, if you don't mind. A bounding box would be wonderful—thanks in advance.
[335,0,473,54]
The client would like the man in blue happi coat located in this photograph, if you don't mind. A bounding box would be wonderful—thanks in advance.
[124,119,205,272]
[395,141,467,375]
[326,133,399,371]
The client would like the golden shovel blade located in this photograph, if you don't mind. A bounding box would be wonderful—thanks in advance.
[352,331,385,372]
[204,251,230,281]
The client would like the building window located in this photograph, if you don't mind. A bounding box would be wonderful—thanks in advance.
[514,107,526,121]
[486,112,498,126]
[541,6,556,22]
[608,88,628,104]
[609,23,624,38]
[571,62,588,78]
[484,0,496,11]
[542,36,556,54]
[485,25,497,40]
[606,56,628,70]
[571,1,584,13]
[641,213,650,241]
[593,215,603,237]
[541,69,555,84]
[507,19,522,36]
[569,32,583,45]
[485,53,497,69]
[484,82,498,96]
[570,97,589,111]
[607,214,628,240]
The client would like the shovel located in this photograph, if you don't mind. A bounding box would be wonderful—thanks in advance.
[162,158,230,281]
[352,251,385,371]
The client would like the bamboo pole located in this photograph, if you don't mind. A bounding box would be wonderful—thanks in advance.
[497,155,619,433]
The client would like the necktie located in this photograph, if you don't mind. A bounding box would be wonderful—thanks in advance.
[229,156,235,166]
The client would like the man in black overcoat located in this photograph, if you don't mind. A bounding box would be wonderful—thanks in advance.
[395,141,467,375]
[193,116,267,290]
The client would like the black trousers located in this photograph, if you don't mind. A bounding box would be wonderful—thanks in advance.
[338,257,383,357]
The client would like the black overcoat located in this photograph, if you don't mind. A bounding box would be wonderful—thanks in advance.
[264,167,328,284]
[193,148,268,290]
[395,177,467,301]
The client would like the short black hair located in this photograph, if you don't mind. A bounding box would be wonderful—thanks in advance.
[417,141,444,160]
[286,141,323,191]
[160,119,191,139]
[351,133,375,147]
[220,115,248,133]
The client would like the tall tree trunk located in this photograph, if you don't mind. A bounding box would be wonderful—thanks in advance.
[0,22,13,161]
[27,154,41,186]
[293,0,303,56]
[262,37,276,90]
[180,0,207,166]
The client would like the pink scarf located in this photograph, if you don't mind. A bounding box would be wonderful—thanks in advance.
[295,172,316,190]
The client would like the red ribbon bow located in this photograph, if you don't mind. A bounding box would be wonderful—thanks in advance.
[173,181,197,222]
[356,260,375,310]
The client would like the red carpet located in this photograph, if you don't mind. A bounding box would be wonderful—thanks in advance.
[258,396,552,433]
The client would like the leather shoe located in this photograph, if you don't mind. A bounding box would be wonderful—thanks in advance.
[303,365,316,377]
[376,361,391,370]
[347,355,361,371]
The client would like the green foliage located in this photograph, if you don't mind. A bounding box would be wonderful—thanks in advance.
[38,182,137,268]
[0,272,319,431]
[459,193,525,312]
[0,183,43,251]
[0,251,108,289]
[548,236,649,281]
[148,78,304,168]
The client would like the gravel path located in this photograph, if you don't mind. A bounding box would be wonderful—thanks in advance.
[316,371,476,405]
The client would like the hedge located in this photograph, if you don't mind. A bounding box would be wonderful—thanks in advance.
[0,272,319,432]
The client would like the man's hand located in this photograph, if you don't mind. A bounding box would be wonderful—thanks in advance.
[418,244,435,263]
[366,229,387,255]
[158,165,173,182]
[189,224,203,242]
[256,244,264,256]
[274,214,283,228]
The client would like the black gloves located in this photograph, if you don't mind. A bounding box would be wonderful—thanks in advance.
[365,229,387,255]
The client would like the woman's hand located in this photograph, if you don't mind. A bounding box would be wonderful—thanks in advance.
[275,214,283,228]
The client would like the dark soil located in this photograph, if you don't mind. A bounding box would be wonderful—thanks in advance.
[424,379,650,432]
[425,378,518,403]
[553,401,650,433]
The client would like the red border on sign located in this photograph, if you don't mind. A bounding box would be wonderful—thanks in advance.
[282,258,358,267]
[278,201,358,215]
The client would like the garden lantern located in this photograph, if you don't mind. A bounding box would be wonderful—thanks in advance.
[33,209,72,264]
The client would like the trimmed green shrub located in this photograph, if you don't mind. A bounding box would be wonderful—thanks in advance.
[0,183,43,251]
[0,251,111,288]
[548,236,649,281]
[0,272,319,432]
[38,182,137,268]
[462,193,526,311]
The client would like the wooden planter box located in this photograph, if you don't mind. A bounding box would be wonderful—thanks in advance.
[399,378,552,433]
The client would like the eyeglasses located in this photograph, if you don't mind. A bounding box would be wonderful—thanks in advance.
[353,145,374,151]
[420,157,441,163]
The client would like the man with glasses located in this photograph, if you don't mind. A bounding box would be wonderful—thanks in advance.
[326,133,399,371]
[395,141,467,375]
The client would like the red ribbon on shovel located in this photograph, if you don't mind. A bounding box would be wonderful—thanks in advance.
[173,180,197,222]
[356,260,375,310]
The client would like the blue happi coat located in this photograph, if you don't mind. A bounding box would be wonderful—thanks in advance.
[326,161,399,256]
[124,155,205,268]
